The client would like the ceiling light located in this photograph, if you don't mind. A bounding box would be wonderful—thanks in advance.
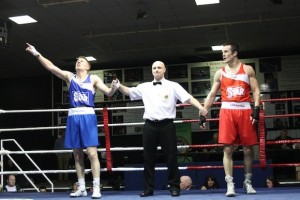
[37,0,89,6]
[212,45,223,51]
[9,15,37,24]
[195,0,220,6]
[85,56,96,61]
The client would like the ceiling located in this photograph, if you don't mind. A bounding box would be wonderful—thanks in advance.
[0,0,300,79]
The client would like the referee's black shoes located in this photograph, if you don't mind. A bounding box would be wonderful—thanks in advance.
[140,190,153,197]
[140,190,180,197]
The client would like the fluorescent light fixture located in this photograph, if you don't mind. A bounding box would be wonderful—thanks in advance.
[85,56,97,61]
[37,0,89,7]
[9,15,37,24]
[195,0,220,6]
[212,45,223,51]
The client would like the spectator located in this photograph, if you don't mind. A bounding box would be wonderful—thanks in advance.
[70,182,79,193]
[39,185,47,192]
[200,174,220,190]
[180,176,193,190]
[5,159,18,172]
[164,176,193,190]
[54,129,70,182]
[274,129,293,150]
[4,160,31,188]
[1,174,23,192]
[203,133,222,152]
[273,118,286,129]
[265,176,279,188]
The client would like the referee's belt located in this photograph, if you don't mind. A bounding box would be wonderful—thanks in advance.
[145,119,173,123]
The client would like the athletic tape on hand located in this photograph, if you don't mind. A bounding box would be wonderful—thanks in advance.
[199,115,206,127]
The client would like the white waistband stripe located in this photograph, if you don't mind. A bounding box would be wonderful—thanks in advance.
[221,102,251,109]
[68,107,95,116]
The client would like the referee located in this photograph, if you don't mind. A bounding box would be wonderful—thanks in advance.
[118,61,207,197]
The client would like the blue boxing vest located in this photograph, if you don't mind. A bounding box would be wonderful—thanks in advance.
[69,74,95,108]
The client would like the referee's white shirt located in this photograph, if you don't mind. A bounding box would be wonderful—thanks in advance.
[128,78,192,121]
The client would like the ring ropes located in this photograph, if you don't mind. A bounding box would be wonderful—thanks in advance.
[1,99,300,176]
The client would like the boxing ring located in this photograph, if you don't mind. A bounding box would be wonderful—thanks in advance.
[1,97,300,199]
[0,188,300,200]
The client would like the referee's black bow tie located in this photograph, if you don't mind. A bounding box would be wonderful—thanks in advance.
[153,81,162,85]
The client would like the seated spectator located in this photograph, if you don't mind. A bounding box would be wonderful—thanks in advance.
[274,129,293,149]
[70,182,79,193]
[5,159,18,172]
[273,118,286,129]
[203,133,223,152]
[39,185,47,192]
[1,174,23,192]
[200,174,220,190]
[54,129,70,182]
[265,176,279,188]
[4,159,29,187]
[180,176,192,190]
[164,176,193,190]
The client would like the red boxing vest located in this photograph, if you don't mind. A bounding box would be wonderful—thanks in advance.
[220,63,252,103]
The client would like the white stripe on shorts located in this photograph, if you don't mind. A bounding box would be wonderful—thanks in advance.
[68,107,95,116]
[221,102,251,109]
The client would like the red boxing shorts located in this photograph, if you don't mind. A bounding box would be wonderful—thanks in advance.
[218,102,258,146]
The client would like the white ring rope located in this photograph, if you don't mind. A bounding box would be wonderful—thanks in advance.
[0,126,66,132]
[0,106,142,114]
[0,104,190,114]
[0,104,194,178]
[0,108,70,114]
[1,101,299,180]
[0,104,197,132]
[1,167,189,175]
[0,145,190,155]
[0,121,198,132]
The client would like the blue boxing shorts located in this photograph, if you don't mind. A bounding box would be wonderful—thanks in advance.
[65,107,99,149]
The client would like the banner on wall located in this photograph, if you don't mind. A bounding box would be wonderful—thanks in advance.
[176,123,192,163]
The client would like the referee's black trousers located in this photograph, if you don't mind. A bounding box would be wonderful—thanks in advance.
[142,119,180,191]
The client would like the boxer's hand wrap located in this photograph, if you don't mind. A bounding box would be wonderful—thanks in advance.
[199,115,206,127]
[251,106,260,121]
[26,43,40,57]
[32,49,40,57]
